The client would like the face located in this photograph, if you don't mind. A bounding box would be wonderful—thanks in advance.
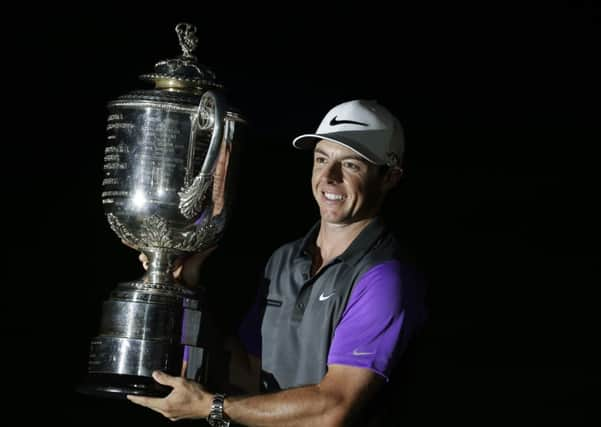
[311,140,390,225]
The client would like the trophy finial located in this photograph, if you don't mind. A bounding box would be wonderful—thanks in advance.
[139,22,221,91]
[176,23,198,58]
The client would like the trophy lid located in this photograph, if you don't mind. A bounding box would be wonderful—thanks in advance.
[139,23,222,92]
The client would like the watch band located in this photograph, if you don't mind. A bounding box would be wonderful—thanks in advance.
[207,393,230,427]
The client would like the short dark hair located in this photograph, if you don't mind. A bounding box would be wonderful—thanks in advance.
[378,165,391,176]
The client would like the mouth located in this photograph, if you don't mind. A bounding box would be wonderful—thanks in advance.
[322,191,346,202]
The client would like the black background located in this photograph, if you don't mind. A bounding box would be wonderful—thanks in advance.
[9,3,600,425]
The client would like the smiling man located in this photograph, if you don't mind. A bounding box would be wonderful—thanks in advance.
[128,100,425,426]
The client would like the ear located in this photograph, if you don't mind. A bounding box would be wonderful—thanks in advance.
[384,167,403,191]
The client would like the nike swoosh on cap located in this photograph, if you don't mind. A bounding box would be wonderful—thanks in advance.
[329,116,369,127]
[319,292,336,301]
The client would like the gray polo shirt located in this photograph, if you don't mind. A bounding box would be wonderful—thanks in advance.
[258,216,411,391]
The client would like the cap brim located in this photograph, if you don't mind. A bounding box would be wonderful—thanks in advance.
[292,133,382,164]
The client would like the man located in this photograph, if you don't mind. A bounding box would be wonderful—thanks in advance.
[128,99,425,426]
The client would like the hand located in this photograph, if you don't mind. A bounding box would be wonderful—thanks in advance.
[127,371,213,421]
[122,240,217,288]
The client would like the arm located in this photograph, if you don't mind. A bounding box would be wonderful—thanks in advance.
[224,276,267,394]
[224,335,261,394]
[225,364,383,427]
[127,364,383,427]
[127,259,409,424]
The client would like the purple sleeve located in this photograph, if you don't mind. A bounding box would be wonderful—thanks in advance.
[327,260,404,381]
[237,289,263,357]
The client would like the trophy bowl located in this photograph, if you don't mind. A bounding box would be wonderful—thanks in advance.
[78,23,244,398]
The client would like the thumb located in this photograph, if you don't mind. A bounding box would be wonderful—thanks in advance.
[172,263,184,280]
[152,370,178,386]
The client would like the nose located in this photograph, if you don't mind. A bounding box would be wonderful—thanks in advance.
[324,161,343,183]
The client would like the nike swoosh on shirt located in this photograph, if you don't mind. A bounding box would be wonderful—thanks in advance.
[319,292,336,301]
[352,349,376,356]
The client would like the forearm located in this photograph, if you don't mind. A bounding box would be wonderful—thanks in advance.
[126,365,380,425]
[224,384,345,427]
[223,335,260,394]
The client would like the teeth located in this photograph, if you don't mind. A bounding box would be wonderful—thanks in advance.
[324,192,344,201]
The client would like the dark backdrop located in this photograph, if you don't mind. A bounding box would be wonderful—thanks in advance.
[10,4,599,425]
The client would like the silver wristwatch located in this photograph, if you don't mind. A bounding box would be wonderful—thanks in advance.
[206,393,230,427]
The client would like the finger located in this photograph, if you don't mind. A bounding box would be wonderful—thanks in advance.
[126,394,164,410]
[152,370,179,387]
[173,264,184,280]
[127,395,169,419]
[139,253,149,270]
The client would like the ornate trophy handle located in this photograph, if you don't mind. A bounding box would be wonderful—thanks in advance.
[178,90,226,219]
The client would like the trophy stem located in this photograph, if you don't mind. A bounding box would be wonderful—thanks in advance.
[143,248,182,285]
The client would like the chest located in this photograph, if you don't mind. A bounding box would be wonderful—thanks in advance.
[264,258,359,329]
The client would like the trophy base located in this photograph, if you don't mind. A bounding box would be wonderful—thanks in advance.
[76,373,172,399]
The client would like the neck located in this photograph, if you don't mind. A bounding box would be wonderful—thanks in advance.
[315,217,375,264]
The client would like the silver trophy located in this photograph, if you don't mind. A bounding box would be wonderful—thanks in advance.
[79,23,244,398]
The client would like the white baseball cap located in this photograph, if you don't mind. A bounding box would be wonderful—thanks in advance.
[292,99,405,168]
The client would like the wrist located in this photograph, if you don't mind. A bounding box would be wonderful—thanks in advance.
[206,392,230,427]
[205,393,216,418]
[223,396,230,419]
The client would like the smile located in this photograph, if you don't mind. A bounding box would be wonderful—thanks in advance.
[323,192,345,201]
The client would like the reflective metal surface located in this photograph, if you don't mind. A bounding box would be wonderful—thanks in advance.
[79,23,244,398]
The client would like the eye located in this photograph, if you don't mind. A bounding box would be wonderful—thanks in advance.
[343,161,360,171]
[314,156,327,165]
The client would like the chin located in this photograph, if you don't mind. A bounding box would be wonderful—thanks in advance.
[321,212,350,225]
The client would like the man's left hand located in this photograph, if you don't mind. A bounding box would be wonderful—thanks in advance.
[126,371,213,421]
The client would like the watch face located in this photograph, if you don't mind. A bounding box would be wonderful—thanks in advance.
[207,418,229,427]
[207,415,229,427]
[208,393,229,426]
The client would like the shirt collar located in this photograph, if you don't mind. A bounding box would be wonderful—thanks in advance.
[297,216,388,265]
